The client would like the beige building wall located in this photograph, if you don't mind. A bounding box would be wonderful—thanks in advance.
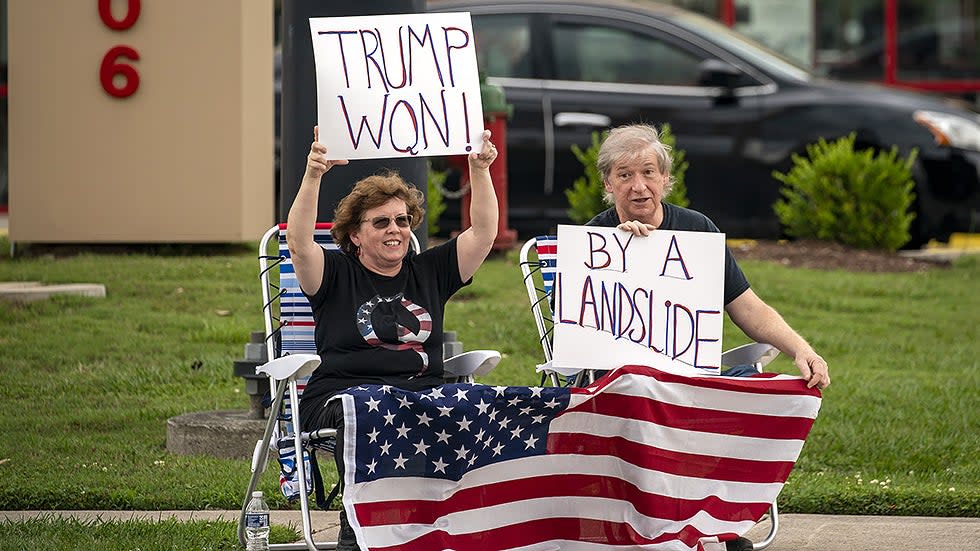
[8,0,274,243]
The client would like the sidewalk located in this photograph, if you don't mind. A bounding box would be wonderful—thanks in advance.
[2,510,978,549]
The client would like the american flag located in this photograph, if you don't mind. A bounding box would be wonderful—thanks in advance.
[335,364,821,550]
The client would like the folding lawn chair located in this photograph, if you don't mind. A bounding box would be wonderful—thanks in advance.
[239,223,501,550]
[518,234,782,550]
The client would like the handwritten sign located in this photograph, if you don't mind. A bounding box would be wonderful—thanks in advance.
[309,12,485,160]
[552,225,726,375]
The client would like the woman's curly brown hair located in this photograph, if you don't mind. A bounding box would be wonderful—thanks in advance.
[331,171,425,255]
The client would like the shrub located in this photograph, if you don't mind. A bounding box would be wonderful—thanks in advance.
[565,131,606,224]
[773,133,917,251]
[660,124,690,209]
[565,124,689,223]
[426,162,448,236]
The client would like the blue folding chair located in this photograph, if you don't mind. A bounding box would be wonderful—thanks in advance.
[518,234,782,550]
[239,223,501,550]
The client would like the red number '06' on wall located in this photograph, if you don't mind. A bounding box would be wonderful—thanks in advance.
[99,0,141,98]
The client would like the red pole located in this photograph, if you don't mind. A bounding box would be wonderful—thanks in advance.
[884,0,898,85]
[459,112,517,250]
[446,77,517,250]
[720,0,735,26]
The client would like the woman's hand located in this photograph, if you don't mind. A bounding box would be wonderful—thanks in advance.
[468,130,497,171]
[305,125,348,180]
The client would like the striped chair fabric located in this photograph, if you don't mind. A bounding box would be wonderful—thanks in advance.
[265,223,338,500]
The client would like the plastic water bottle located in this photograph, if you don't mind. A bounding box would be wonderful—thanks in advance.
[244,490,270,551]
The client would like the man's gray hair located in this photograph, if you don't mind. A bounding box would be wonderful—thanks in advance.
[597,124,674,204]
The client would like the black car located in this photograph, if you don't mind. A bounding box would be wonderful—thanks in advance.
[428,0,980,244]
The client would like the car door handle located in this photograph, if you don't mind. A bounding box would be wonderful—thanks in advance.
[554,112,612,128]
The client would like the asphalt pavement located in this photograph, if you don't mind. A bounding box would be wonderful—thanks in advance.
[2,510,978,549]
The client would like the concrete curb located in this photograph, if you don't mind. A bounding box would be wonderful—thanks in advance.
[0,282,106,303]
[3,511,978,550]
[744,513,980,550]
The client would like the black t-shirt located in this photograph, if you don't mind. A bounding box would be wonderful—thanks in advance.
[298,238,468,419]
[586,203,750,305]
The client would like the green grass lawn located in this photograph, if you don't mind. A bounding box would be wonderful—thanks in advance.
[0,517,298,551]
[0,238,977,519]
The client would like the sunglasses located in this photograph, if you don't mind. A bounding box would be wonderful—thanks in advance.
[363,214,413,229]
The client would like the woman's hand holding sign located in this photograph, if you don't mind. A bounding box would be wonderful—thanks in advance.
[287,125,349,295]
[306,125,349,180]
[468,129,498,170]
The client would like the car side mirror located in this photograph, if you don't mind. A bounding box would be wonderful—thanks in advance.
[697,59,743,89]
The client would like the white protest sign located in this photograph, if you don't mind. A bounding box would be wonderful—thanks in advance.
[552,225,726,375]
[309,12,485,160]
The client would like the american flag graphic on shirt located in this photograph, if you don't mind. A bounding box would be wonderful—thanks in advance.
[356,292,432,374]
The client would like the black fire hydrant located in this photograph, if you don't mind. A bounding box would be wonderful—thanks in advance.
[232,331,270,419]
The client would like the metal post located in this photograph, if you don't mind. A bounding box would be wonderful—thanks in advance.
[279,0,428,247]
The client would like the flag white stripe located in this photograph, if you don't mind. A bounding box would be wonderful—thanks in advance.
[551,410,805,462]
[568,373,821,419]
[345,454,783,505]
[340,394,361,498]
[508,540,724,551]
[356,496,756,549]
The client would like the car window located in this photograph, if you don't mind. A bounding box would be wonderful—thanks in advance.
[672,10,811,82]
[552,23,705,86]
[472,15,533,78]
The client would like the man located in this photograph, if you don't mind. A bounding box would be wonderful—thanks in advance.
[587,124,830,550]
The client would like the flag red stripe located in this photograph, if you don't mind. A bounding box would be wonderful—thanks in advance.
[586,365,823,397]
[565,392,815,440]
[547,432,797,483]
[366,515,737,550]
[353,473,769,528]
[537,244,557,255]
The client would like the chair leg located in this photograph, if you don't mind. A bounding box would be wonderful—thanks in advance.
[752,501,779,550]
[547,372,561,387]
[289,382,322,551]
[239,378,288,548]
[267,381,340,551]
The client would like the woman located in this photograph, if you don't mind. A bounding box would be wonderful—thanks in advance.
[286,125,498,550]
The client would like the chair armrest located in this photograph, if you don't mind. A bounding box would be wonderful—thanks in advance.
[721,342,780,370]
[534,360,586,377]
[255,354,322,382]
[444,350,501,378]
